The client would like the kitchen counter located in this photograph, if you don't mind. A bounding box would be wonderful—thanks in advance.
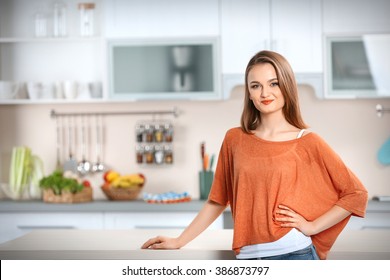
[0,199,388,213]
[0,228,389,260]
[0,199,210,213]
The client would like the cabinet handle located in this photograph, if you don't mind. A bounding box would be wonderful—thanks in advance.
[17,226,75,230]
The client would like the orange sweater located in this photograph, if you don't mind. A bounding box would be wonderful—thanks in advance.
[208,127,368,260]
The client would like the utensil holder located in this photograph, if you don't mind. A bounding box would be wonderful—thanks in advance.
[199,170,214,200]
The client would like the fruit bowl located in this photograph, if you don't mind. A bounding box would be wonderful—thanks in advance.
[101,171,145,200]
[101,184,143,201]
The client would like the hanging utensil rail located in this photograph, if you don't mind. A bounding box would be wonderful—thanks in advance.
[50,107,180,118]
[376,104,390,117]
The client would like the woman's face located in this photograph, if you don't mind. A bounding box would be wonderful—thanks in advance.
[247,63,285,116]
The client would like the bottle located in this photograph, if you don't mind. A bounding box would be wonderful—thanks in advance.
[53,2,67,37]
[78,3,95,37]
[34,12,48,37]
[135,145,144,164]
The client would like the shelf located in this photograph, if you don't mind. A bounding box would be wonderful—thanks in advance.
[0,36,102,43]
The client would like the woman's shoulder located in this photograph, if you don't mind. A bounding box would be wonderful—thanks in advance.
[223,127,247,144]
[299,130,333,151]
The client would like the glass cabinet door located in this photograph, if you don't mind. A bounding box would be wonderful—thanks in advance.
[107,38,220,100]
[325,34,390,98]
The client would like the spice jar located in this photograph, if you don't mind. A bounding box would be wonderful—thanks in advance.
[144,124,154,142]
[164,123,174,142]
[164,145,173,164]
[78,3,95,36]
[135,144,144,164]
[154,145,164,164]
[154,124,163,143]
[145,145,154,164]
[135,124,144,142]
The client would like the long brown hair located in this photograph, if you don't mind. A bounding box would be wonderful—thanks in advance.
[240,50,307,133]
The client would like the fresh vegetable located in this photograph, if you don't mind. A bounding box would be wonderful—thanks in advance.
[82,180,91,188]
[30,155,45,199]
[9,146,33,197]
[39,170,83,195]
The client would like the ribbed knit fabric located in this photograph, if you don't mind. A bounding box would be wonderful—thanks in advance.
[208,127,368,260]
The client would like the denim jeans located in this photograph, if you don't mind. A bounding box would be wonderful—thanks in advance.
[239,244,320,260]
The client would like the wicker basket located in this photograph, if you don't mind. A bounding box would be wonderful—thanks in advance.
[43,188,92,203]
[101,185,142,201]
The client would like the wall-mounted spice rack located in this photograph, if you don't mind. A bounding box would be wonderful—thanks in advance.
[135,121,174,165]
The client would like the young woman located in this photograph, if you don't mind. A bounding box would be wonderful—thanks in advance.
[142,50,368,260]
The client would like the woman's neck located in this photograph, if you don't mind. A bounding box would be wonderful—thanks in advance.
[254,112,299,141]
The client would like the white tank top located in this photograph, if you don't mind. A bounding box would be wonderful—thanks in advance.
[236,229,312,259]
[236,129,310,259]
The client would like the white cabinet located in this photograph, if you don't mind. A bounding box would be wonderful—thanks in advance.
[220,0,322,74]
[103,0,220,38]
[271,0,322,73]
[0,212,103,244]
[0,0,105,104]
[103,212,223,230]
[347,212,390,230]
[323,0,390,34]
[220,0,270,74]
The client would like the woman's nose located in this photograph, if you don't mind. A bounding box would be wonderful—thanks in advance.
[260,87,271,98]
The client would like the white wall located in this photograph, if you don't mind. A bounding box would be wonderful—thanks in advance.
[1,86,389,199]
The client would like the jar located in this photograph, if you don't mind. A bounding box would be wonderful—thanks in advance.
[78,3,95,36]
[34,12,48,37]
[145,145,154,164]
[144,124,154,142]
[53,2,67,37]
[164,123,174,142]
[154,124,163,143]
[135,144,144,164]
[135,124,144,142]
[164,145,173,164]
[154,145,164,164]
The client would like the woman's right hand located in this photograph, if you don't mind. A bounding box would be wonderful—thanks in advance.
[141,236,181,250]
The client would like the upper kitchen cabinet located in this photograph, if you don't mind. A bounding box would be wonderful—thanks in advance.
[322,0,390,99]
[102,0,220,38]
[323,0,390,34]
[220,0,270,75]
[107,37,221,100]
[0,0,105,104]
[221,0,322,74]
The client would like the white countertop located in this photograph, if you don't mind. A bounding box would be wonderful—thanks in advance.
[0,228,389,260]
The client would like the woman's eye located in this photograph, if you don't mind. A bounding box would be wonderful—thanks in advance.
[270,82,279,87]
[250,84,259,89]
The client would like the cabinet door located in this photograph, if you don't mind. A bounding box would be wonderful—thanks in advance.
[0,213,103,244]
[103,212,224,230]
[347,212,390,230]
[220,0,270,74]
[323,0,390,34]
[103,0,219,37]
[271,0,322,73]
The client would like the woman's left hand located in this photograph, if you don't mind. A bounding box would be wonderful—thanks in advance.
[275,205,316,236]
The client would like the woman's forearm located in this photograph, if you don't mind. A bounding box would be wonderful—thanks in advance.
[177,200,227,247]
[277,204,352,236]
[310,205,351,235]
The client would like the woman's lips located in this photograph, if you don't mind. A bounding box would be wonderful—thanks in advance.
[261,100,274,105]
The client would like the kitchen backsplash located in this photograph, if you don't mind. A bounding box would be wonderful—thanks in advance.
[0,85,389,199]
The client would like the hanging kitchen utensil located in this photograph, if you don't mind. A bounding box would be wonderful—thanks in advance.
[63,116,78,173]
[92,114,105,173]
[378,136,390,165]
[55,116,62,170]
[77,115,91,176]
